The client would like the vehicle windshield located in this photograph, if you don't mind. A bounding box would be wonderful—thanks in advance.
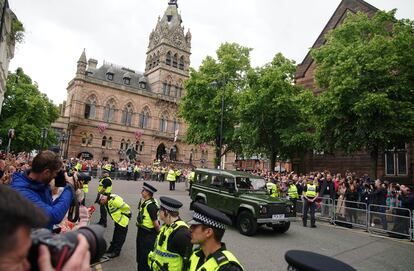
[236,177,266,191]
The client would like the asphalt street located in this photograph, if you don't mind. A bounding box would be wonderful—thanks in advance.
[86,178,414,271]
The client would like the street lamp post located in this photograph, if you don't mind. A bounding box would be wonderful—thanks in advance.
[40,128,48,151]
[211,80,225,169]
[7,129,14,154]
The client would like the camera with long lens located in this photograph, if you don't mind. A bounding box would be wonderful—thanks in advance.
[55,170,92,187]
[28,225,107,271]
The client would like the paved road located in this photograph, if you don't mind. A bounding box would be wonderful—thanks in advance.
[86,178,414,271]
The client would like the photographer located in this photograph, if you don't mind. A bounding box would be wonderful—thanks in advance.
[391,185,414,237]
[0,185,90,271]
[11,151,76,229]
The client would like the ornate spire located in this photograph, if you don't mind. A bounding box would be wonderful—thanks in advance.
[76,49,87,76]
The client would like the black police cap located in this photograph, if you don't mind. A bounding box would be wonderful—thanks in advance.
[285,250,356,271]
[188,202,232,230]
[142,182,157,194]
[160,196,183,212]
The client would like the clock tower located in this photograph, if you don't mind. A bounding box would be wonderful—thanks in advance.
[145,0,191,97]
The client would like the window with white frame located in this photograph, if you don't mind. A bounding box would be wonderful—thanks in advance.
[385,143,408,176]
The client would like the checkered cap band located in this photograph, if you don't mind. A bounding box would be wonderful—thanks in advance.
[193,212,226,230]
[160,202,179,212]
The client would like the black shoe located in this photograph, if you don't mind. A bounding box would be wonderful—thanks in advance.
[104,252,120,258]
[311,225,317,228]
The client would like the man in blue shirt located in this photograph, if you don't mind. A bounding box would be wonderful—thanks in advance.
[11,151,75,229]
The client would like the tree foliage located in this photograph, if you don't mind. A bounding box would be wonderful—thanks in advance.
[312,10,414,177]
[238,53,315,170]
[0,68,59,152]
[180,43,251,166]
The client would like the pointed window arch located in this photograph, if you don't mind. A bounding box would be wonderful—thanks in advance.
[159,112,168,133]
[81,132,87,146]
[173,118,179,133]
[179,56,184,70]
[120,139,125,150]
[166,51,172,66]
[172,53,178,68]
[104,99,116,122]
[126,139,131,150]
[88,134,93,146]
[139,107,150,129]
[107,137,112,149]
[102,136,107,148]
[121,103,133,126]
[84,96,96,119]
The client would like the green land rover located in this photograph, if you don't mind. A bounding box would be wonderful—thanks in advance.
[190,168,295,236]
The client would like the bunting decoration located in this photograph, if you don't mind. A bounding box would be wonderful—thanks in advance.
[97,123,108,134]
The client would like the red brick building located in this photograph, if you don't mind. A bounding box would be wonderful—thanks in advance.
[294,0,413,183]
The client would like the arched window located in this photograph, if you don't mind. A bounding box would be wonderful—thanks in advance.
[159,112,168,133]
[87,134,93,146]
[126,139,131,150]
[166,51,172,66]
[135,141,140,151]
[120,139,125,150]
[139,107,150,129]
[84,96,96,119]
[152,53,157,68]
[172,54,178,68]
[81,132,87,146]
[140,142,144,152]
[101,136,107,148]
[173,118,179,133]
[104,99,116,122]
[121,103,133,126]
[107,137,113,149]
[179,56,184,70]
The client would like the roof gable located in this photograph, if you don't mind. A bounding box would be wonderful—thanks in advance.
[295,0,378,79]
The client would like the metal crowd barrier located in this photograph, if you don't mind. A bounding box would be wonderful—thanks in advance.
[333,199,368,229]
[295,197,413,241]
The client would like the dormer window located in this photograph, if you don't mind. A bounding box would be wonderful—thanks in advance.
[140,82,146,89]
[106,72,114,81]
[123,77,131,85]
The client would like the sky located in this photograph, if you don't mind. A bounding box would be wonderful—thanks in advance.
[8,0,414,105]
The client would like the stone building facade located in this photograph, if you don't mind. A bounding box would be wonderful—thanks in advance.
[53,1,234,168]
[294,0,413,182]
[0,0,17,115]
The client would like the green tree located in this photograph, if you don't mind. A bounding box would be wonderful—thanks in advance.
[238,53,315,171]
[312,10,414,178]
[0,68,59,152]
[180,42,251,167]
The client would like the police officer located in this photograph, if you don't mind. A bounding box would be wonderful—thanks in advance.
[148,197,192,271]
[96,164,113,227]
[302,178,319,228]
[99,193,131,258]
[136,182,160,271]
[167,167,177,191]
[266,179,279,198]
[287,179,299,215]
[187,203,244,271]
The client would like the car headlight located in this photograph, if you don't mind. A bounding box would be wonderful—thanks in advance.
[259,205,268,214]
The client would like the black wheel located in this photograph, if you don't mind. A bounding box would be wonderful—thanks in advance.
[236,211,258,236]
[272,221,290,233]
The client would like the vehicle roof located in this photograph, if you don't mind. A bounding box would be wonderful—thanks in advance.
[195,168,263,178]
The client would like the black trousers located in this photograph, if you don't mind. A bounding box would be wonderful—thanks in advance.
[169,181,176,190]
[303,200,316,226]
[99,203,108,225]
[107,223,128,254]
[136,228,157,271]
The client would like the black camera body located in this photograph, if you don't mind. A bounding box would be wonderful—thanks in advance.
[55,170,92,187]
[28,225,107,271]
